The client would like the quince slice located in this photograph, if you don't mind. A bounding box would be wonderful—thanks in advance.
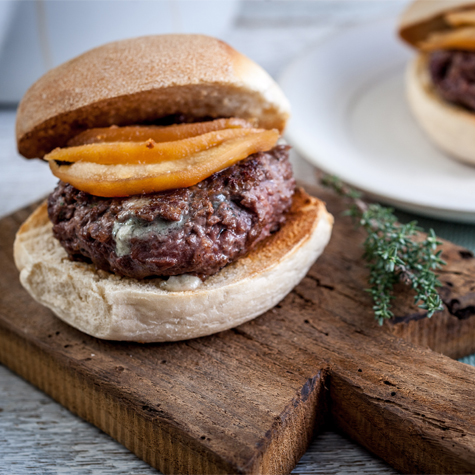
[419,26,475,51]
[49,130,279,197]
[67,118,254,146]
[445,9,475,27]
[45,128,264,165]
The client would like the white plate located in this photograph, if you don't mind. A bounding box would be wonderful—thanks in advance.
[279,18,475,223]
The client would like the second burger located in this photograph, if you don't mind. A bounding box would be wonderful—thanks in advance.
[400,0,475,166]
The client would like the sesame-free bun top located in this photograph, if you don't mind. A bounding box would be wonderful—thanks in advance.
[399,0,475,47]
[16,34,291,159]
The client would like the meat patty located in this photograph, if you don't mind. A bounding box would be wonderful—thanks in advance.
[429,49,475,111]
[47,145,295,279]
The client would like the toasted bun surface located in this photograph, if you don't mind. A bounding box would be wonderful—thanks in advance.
[16,34,290,159]
[14,188,333,342]
[407,53,475,165]
[399,0,475,47]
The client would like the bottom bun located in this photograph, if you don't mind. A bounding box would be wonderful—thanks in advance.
[14,187,333,342]
[407,53,475,166]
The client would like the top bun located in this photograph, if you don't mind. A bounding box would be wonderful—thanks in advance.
[16,34,290,159]
[399,0,475,46]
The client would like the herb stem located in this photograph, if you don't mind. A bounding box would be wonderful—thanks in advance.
[321,175,445,324]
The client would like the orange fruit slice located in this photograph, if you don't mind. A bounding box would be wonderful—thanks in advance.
[49,130,279,197]
[445,9,475,27]
[45,128,265,165]
[67,118,254,146]
[419,26,475,51]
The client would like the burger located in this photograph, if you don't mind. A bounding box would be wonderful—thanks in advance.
[400,0,475,166]
[14,35,333,342]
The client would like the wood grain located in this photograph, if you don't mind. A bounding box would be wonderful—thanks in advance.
[1,186,475,474]
[0,362,399,475]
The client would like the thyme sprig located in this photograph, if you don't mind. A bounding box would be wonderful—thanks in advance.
[322,175,446,325]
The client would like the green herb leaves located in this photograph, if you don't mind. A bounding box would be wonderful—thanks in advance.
[322,176,445,324]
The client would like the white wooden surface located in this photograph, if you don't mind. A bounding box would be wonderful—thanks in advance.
[0,2,464,473]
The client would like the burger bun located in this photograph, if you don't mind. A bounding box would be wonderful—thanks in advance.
[16,34,290,159]
[407,53,475,166]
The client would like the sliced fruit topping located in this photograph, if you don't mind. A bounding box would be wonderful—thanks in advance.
[45,128,265,165]
[419,26,475,51]
[49,130,279,197]
[445,9,475,27]
[67,118,254,146]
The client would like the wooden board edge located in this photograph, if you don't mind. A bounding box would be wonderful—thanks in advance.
[388,308,475,360]
[330,368,475,474]
[0,323,239,474]
[0,318,333,475]
[248,370,329,474]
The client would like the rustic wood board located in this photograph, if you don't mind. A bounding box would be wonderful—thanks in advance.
[1,185,475,475]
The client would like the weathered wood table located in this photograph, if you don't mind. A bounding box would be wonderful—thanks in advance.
[1,2,475,474]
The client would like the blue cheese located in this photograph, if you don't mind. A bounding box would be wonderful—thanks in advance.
[212,193,226,209]
[112,214,186,257]
[160,274,202,292]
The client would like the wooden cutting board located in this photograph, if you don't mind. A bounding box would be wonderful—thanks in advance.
[1,185,475,475]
